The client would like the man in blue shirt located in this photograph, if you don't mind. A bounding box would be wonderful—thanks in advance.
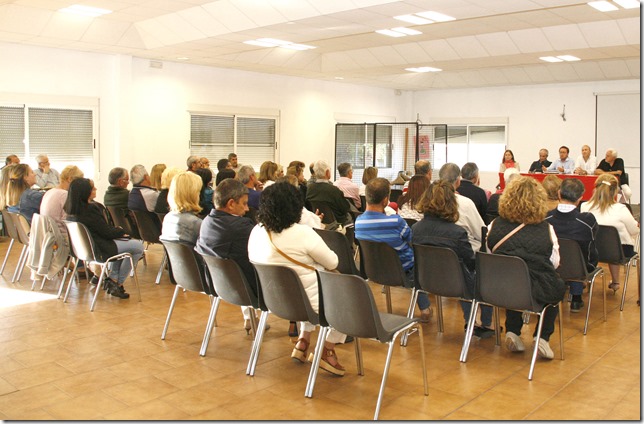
[545,146,575,174]
[355,177,431,321]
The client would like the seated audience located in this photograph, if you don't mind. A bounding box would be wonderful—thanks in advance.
[128,164,160,213]
[457,162,487,219]
[0,164,16,209]
[248,182,347,376]
[149,163,166,190]
[487,177,565,359]
[594,148,631,202]
[574,145,597,176]
[278,175,323,229]
[160,171,203,245]
[237,165,261,210]
[397,175,429,222]
[216,158,232,173]
[194,168,214,218]
[359,166,378,196]
[154,167,181,214]
[333,162,361,209]
[287,161,308,205]
[541,175,562,211]
[228,153,240,173]
[546,146,574,174]
[104,167,130,209]
[546,178,598,312]
[305,160,351,226]
[215,169,235,187]
[487,168,520,223]
[186,155,201,172]
[403,160,432,192]
[499,149,520,172]
[65,178,144,299]
[5,163,44,224]
[40,165,84,234]
[581,174,639,292]
[3,154,20,168]
[34,154,60,189]
[200,157,210,170]
[528,149,551,173]
[355,177,431,322]
[258,160,279,188]
[413,180,494,338]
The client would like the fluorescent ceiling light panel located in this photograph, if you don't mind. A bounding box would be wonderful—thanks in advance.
[394,14,433,25]
[281,43,315,50]
[245,39,315,50]
[59,4,112,17]
[244,40,276,47]
[587,1,619,11]
[613,0,640,8]
[415,11,455,22]
[392,27,422,35]
[540,56,564,62]
[256,38,290,46]
[557,55,580,61]
[405,66,442,72]
[376,29,407,37]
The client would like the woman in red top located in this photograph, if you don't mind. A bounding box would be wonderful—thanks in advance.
[499,149,520,172]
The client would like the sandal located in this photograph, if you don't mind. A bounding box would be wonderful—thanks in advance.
[608,281,620,293]
[319,347,345,376]
[291,338,309,363]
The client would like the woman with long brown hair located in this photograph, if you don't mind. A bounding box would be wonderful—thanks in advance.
[5,163,44,224]
[397,175,430,221]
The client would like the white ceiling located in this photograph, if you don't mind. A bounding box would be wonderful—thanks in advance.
[0,0,640,90]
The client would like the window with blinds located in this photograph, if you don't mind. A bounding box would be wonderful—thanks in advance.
[433,124,506,172]
[190,113,276,172]
[335,123,392,170]
[0,105,95,177]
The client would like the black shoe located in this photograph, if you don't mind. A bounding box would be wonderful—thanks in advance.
[107,279,129,299]
[344,336,354,343]
[570,300,584,313]
[473,326,495,339]
[89,275,99,285]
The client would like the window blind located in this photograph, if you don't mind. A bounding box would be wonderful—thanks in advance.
[0,106,25,161]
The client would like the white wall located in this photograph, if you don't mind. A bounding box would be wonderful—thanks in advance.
[413,80,640,203]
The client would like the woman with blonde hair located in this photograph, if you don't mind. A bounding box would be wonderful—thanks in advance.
[160,171,204,246]
[258,161,279,188]
[541,175,562,211]
[5,163,43,224]
[0,163,16,210]
[40,165,84,234]
[149,164,166,191]
[154,166,182,214]
[487,176,565,359]
[360,166,378,196]
[581,174,639,291]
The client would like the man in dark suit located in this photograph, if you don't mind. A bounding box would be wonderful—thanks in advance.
[528,148,552,173]
[457,162,487,219]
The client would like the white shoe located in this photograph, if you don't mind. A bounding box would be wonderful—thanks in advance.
[505,331,525,352]
[535,337,554,359]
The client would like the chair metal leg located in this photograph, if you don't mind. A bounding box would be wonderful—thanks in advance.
[200,296,221,356]
[417,325,429,397]
[493,306,501,346]
[90,266,108,312]
[63,259,80,302]
[15,245,29,282]
[0,238,14,274]
[11,245,27,283]
[528,310,546,381]
[384,286,392,314]
[304,326,328,398]
[558,302,564,360]
[460,300,479,362]
[127,256,142,302]
[39,275,47,290]
[400,288,420,346]
[247,310,269,376]
[436,295,444,333]
[355,337,364,376]
[155,251,167,285]
[57,258,72,299]
[161,285,181,339]
[583,270,603,335]
[620,257,637,311]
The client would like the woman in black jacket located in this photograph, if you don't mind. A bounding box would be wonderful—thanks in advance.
[64,178,144,299]
[411,180,494,338]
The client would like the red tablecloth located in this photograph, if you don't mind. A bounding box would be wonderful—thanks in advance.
[498,173,598,201]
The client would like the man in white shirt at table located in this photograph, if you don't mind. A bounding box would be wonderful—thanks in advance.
[573,145,597,176]
[544,145,575,174]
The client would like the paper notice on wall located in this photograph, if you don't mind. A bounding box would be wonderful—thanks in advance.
[418,135,430,160]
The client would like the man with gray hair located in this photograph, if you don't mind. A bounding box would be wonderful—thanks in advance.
[236,164,261,209]
[403,159,432,191]
[458,162,487,219]
[104,167,130,209]
[333,162,361,209]
[595,148,631,201]
[195,178,258,330]
[34,153,60,189]
[306,160,351,225]
[186,155,201,172]
[128,164,160,213]
[438,163,485,252]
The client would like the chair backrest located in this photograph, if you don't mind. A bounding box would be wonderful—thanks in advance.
[359,195,366,212]
[389,189,403,203]
[201,253,258,308]
[2,209,20,242]
[355,238,406,287]
[403,218,417,229]
[595,225,625,264]
[9,212,31,245]
[314,228,359,275]
[131,210,162,244]
[251,262,318,324]
[413,244,469,299]
[64,220,98,263]
[308,201,338,226]
[557,239,590,282]
[476,251,536,311]
[161,240,212,294]
[106,206,137,238]
[317,270,383,339]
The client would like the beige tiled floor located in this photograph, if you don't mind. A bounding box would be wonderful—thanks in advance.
[0,238,640,420]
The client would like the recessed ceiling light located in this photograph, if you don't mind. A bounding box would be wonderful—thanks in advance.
[391,27,422,35]
[613,0,640,9]
[334,77,344,80]
[376,29,407,37]
[59,4,112,17]
[281,43,315,50]
[244,40,276,47]
[256,38,290,46]
[587,1,619,11]
[176,57,189,61]
[557,55,580,61]
[540,56,564,62]
[244,39,316,50]
[405,66,442,73]
[394,14,433,25]
[415,11,455,22]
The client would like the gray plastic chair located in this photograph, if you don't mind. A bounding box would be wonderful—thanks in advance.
[200,253,260,339]
[355,238,418,317]
[131,210,166,284]
[313,270,428,420]
[1,209,21,278]
[462,252,564,381]
[314,228,360,276]
[7,211,31,283]
[309,201,340,230]
[595,225,639,311]
[247,262,321,379]
[161,240,218,356]
[557,238,605,334]
[63,220,141,311]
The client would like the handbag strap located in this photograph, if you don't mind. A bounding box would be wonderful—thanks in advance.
[492,223,525,253]
[267,230,316,271]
